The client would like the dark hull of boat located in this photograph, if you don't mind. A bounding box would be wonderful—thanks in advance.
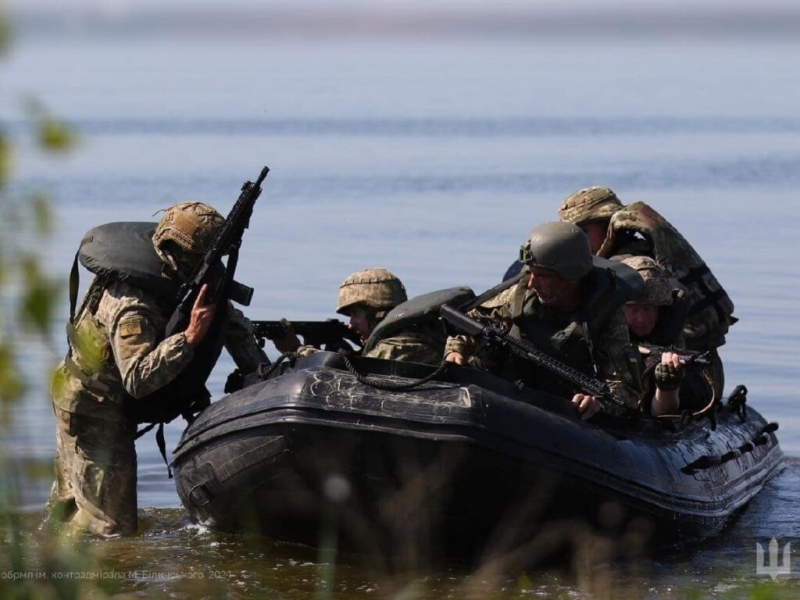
[172,352,783,559]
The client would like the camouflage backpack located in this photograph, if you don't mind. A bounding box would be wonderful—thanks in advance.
[598,202,737,350]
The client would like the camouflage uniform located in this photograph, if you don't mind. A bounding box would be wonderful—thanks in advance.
[620,256,714,413]
[558,186,623,225]
[340,269,450,365]
[366,329,445,364]
[289,270,446,365]
[48,203,267,537]
[445,282,642,416]
[558,188,733,399]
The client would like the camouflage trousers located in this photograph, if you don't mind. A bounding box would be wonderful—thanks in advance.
[46,406,138,538]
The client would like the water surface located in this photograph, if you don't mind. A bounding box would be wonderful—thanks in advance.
[2,31,799,598]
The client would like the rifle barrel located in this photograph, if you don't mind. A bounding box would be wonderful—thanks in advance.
[440,304,628,410]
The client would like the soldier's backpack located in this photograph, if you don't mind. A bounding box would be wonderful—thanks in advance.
[598,202,737,350]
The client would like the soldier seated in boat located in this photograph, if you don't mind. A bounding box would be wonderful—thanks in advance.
[47,202,268,538]
[557,185,736,401]
[445,221,644,420]
[501,187,622,282]
[274,268,445,365]
[619,256,715,416]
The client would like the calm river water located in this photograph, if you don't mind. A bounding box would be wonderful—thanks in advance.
[2,16,799,599]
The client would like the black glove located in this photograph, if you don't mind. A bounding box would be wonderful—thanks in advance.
[224,369,243,394]
[272,318,301,353]
[654,362,685,391]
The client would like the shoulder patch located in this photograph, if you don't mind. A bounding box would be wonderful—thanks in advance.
[118,317,144,338]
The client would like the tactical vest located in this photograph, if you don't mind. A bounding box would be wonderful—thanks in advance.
[597,202,737,350]
[505,259,640,397]
[66,221,227,426]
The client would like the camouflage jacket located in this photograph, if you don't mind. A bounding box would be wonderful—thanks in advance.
[597,201,736,350]
[52,278,267,422]
[445,284,643,416]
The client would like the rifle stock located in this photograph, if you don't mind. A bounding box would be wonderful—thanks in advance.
[252,319,362,351]
[440,304,630,411]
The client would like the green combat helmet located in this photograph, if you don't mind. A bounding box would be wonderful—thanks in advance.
[335,268,407,318]
[621,256,679,306]
[558,186,623,225]
[519,221,593,280]
[152,201,225,278]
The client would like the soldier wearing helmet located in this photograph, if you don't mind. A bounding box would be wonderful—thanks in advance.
[335,267,407,343]
[273,268,445,365]
[620,256,684,342]
[557,186,624,254]
[273,267,406,355]
[619,256,713,416]
[502,187,630,281]
[152,201,226,279]
[556,187,733,402]
[338,268,448,363]
[446,221,643,420]
[48,202,267,538]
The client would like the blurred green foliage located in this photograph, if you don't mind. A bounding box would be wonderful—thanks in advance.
[0,33,74,412]
[0,10,105,600]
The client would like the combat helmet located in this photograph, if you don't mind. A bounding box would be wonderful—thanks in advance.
[621,256,676,306]
[336,268,407,317]
[558,186,623,225]
[152,201,225,277]
[519,221,593,280]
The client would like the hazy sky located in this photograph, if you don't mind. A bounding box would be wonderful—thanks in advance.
[8,0,799,13]
[8,0,800,40]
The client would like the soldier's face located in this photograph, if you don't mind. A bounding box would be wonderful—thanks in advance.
[347,305,372,342]
[623,304,660,338]
[578,219,608,254]
[527,267,580,308]
[174,252,203,280]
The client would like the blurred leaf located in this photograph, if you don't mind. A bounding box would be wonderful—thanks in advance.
[71,324,106,376]
[0,14,10,56]
[38,117,77,153]
[0,345,24,403]
[0,130,9,185]
[19,255,61,334]
[20,279,61,335]
[50,366,69,401]
[24,97,78,154]
[31,192,54,236]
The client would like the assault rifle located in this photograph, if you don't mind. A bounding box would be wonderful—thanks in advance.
[440,304,630,412]
[252,319,362,352]
[165,166,269,336]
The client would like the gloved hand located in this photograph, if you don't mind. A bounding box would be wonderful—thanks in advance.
[272,318,301,354]
[654,361,684,391]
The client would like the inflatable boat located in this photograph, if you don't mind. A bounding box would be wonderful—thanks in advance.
[172,348,783,560]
